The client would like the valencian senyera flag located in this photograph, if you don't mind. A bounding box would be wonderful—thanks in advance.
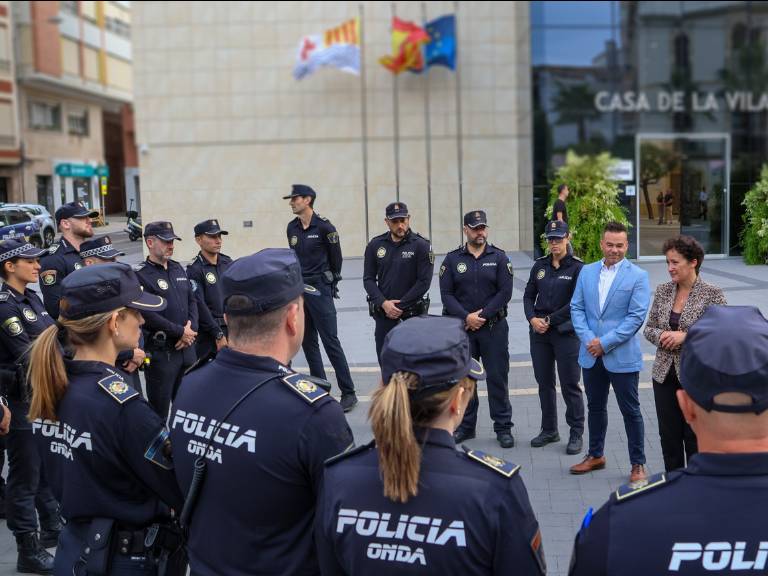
[379,17,430,74]
[293,19,360,80]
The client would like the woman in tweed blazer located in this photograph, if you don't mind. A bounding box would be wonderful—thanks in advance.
[644,235,726,472]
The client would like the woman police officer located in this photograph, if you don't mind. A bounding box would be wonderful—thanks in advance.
[0,237,61,574]
[315,316,545,575]
[27,262,184,575]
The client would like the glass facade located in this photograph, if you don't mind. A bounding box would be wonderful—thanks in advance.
[531,1,768,258]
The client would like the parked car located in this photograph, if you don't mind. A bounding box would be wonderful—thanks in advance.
[2,203,56,247]
[0,207,43,247]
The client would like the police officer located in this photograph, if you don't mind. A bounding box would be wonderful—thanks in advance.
[285,184,358,411]
[569,305,768,575]
[80,235,146,393]
[315,316,545,575]
[186,219,232,362]
[27,263,184,575]
[524,220,585,454]
[363,202,434,362]
[170,248,354,575]
[440,210,515,448]
[0,238,59,573]
[135,221,198,418]
[39,201,98,319]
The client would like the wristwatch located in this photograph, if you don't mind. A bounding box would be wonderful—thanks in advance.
[215,331,225,341]
[544,315,551,325]
[0,396,8,408]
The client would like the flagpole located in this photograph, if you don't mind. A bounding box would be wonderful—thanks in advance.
[454,1,464,244]
[421,2,433,242]
[391,2,400,200]
[359,5,370,242]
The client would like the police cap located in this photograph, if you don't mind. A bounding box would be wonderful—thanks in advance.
[79,235,125,260]
[0,237,46,262]
[680,305,768,413]
[381,316,486,400]
[194,218,228,236]
[144,221,182,241]
[282,184,316,199]
[59,262,166,320]
[545,220,569,238]
[55,202,98,225]
[385,202,409,220]
[222,248,317,315]
[463,210,488,229]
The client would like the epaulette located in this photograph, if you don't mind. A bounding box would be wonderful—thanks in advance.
[614,472,671,502]
[47,243,60,254]
[220,253,233,263]
[572,255,584,262]
[281,372,331,404]
[536,254,548,260]
[325,440,374,467]
[97,371,139,404]
[414,232,431,244]
[0,291,9,302]
[316,213,329,222]
[463,446,520,477]
[133,262,146,272]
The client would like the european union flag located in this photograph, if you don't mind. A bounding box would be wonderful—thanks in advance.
[424,15,456,70]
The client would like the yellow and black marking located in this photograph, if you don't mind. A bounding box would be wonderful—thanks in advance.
[463,446,520,477]
[615,472,667,502]
[97,373,139,404]
[282,373,330,403]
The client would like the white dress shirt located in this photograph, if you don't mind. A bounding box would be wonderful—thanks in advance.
[599,259,623,311]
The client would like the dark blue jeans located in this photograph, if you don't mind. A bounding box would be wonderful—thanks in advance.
[583,358,645,465]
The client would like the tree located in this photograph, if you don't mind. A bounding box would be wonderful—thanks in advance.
[552,82,599,144]
[741,164,768,264]
[639,142,677,221]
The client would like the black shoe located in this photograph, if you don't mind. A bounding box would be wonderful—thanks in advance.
[0,493,5,520]
[16,533,54,575]
[566,432,584,455]
[497,431,515,449]
[530,430,560,448]
[39,521,62,549]
[340,394,358,413]
[453,429,476,444]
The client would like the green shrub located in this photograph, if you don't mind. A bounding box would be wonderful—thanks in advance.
[741,165,768,264]
[541,151,630,263]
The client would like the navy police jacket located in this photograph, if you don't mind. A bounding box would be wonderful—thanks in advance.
[315,428,545,575]
[39,237,85,319]
[135,258,198,341]
[569,452,768,575]
[439,244,513,320]
[287,212,342,279]
[186,252,232,340]
[170,348,354,576]
[523,254,583,327]
[32,361,183,525]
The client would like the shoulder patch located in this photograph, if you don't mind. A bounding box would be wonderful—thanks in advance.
[615,472,669,502]
[40,270,57,286]
[1,316,23,337]
[463,446,520,477]
[0,292,8,302]
[281,373,331,403]
[144,427,174,470]
[325,440,373,467]
[439,264,446,278]
[47,243,60,254]
[327,231,339,244]
[97,372,139,404]
[133,262,146,272]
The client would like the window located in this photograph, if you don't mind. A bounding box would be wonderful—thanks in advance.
[29,101,61,131]
[36,176,53,210]
[105,17,131,38]
[0,178,7,204]
[60,1,78,16]
[68,108,89,136]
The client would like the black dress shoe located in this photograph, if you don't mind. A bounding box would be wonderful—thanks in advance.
[340,394,358,413]
[566,432,584,455]
[497,431,515,449]
[453,429,476,444]
[530,430,560,448]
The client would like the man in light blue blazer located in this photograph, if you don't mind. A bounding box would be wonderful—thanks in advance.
[569,221,651,483]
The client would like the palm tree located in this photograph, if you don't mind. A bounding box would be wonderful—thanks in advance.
[552,82,600,143]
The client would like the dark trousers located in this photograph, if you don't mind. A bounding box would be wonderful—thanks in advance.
[145,347,194,420]
[530,328,584,435]
[56,523,159,575]
[374,317,401,364]
[458,320,513,435]
[653,368,697,472]
[583,358,645,465]
[6,404,59,536]
[302,283,355,395]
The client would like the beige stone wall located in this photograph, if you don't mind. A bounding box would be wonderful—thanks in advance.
[133,0,531,261]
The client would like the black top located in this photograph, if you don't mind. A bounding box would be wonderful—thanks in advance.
[363,229,434,309]
[523,254,584,327]
[186,252,232,339]
[170,348,354,576]
[286,212,342,279]
[134,258,198,340]
[39,237,86,319]
[669,310,681,331]
[553,198,568,223]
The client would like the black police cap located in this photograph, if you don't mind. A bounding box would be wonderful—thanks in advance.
[680,306,768,414]
[79,235,125,260]
[463,210,488,229]
[55,202,98,224]
[381,316,486,400]
[282,184,317,199]
[194,219,229,236]
[385,202,409,220]
[143,221,182,241]
[59,262,166,320]
[0,237,46,263]
[545,220,569,238]
[222,248,318,315]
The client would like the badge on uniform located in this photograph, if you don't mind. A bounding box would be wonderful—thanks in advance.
[537,269,545,280]
[327,232,339,244]
[457,262,467,274]
[290,235,298,247]
[0,292,8,302]
[376,247,386,259]
[463,446,520,477]
[157,279,169,290]
[22,308,37,322]
[97,372,139,404]
[439,265,446,278]
[429,248,434,264]
[282,373,330,403]
[507,262,514,276]
[48,243,60,254]
[41,270,57,286]
[205,272,217,284]
[74,263,83,270]
[2,316,23,337]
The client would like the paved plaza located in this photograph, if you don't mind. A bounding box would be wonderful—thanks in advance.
[0,223,766,575]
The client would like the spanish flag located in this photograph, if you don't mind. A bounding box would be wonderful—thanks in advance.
[379,18,430,74]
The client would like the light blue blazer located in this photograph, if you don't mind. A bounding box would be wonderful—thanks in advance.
[570,259,650,373]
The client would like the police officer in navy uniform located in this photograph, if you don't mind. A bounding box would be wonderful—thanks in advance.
[315,316,545,575]
[0,238,60,574]
[186,219,232,362]
[285,185,358,411]
[135,221,198,418]
[39,201,98,319]
[80,235,146,394]
[524,220,585,455]
[171,248,354,576]
[27,263,184,575]
[440,210,515,448]
[363,202,434,362]
[569,305,768,576]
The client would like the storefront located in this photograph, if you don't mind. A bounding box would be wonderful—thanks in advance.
[53,162,109,213]
[531,0,768,258]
